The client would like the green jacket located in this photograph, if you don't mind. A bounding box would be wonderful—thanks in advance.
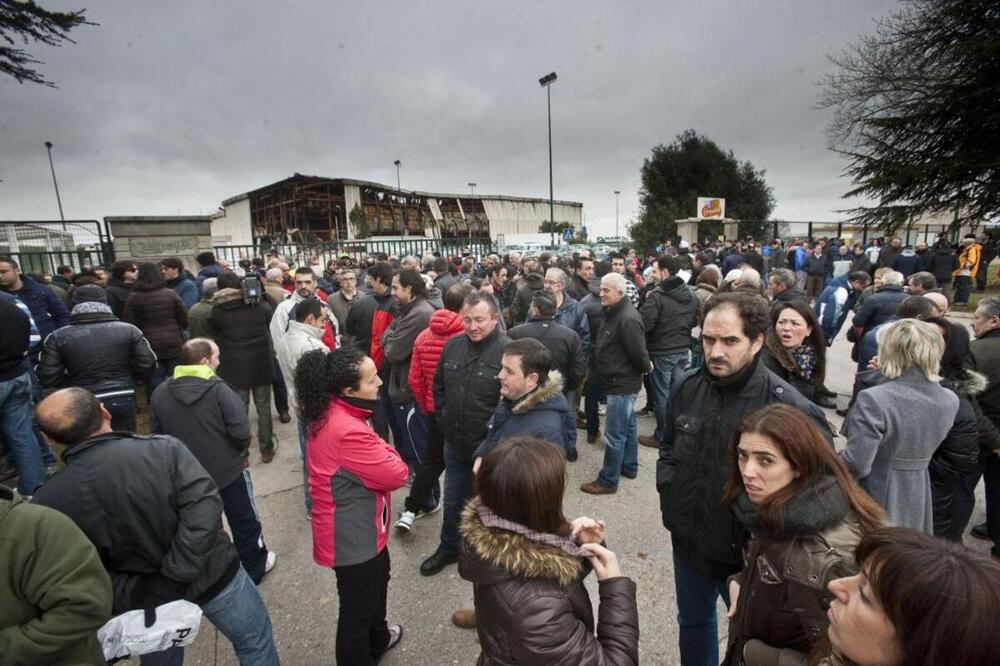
[0,485,112,665]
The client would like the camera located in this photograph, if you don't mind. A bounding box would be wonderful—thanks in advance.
[242,277,261,304]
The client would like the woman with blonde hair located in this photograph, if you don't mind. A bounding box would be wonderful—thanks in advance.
[842,319,959,531]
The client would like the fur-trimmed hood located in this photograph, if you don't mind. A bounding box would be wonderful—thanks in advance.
[212,287,244,306]
[458,503,582,587]
[512,370,565,414]
[944,368,989,397]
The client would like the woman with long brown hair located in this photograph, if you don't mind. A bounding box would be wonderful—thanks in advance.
[459,436,639,664]
[722,404,884,666]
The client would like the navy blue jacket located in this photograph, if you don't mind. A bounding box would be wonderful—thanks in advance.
[2,275,69,340]
[474,372,569,458]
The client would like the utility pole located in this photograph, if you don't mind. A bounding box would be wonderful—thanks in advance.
[614,190,621,239]
[44,141,65,227]
[539,72,557,248]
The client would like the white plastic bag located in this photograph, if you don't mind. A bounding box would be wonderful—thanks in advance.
[98,599,203,660]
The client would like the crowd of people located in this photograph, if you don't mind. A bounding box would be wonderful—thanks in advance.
[1,231,1000,665]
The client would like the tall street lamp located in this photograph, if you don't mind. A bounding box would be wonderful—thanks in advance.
[44,141,65,224]
[614,190,621,239]
[393,159,403,238]
[539,71,557,248]
[468,182,476,196]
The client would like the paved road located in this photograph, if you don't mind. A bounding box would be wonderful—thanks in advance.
[168,310,991,665]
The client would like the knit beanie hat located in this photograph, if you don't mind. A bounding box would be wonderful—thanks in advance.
[72,284,108,305]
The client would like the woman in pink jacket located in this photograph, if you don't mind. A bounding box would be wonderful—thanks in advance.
[295,346,409,665]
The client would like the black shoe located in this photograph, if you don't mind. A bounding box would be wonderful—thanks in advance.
[278,411,291,424]
[971,522,991,541]
[566,448,578,462]
[420,549,458,576]
[835,407,849,417]
[587,432,600,445]
[621,469,637,480]
[816,394,838,409]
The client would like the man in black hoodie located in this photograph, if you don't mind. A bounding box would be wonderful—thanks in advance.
[638,256,699,448]
[150,338,276,584]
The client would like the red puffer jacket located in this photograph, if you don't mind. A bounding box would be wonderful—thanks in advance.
[408,309,465,414]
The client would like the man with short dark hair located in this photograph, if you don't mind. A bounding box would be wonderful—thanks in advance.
[970,297,1000,556]
[474,336,568,459]
[382,268,437,484]
[151,338,276,583]
[907,271,938,296]
[639,256,698,449]
[346,261,397,439]
[106,260,137,318]
[32,388,279,665]
[767,268,806,305]
[0,255,69,340]
[160,257,198,309]
[509,290,584,461]
[37,284,157,433]
[657,292,832,665]
[194,251,223,294]
[814,270,871,345]
[420,291,509,577]
[395,283,472,533]
[275,297,328,518]
[0,297,45,495]
[566,256,594,301]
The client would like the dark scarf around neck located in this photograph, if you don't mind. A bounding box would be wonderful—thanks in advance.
[733,475,849,538]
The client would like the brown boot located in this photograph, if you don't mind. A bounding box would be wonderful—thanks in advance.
[638,435,659,448]
[452,608,477,629]
[580,480,617,495]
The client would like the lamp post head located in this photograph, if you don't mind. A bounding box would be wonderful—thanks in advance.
[614,190,621,195]
[538,72,557,87]
[393,159,401,167]
[44,141,53,150]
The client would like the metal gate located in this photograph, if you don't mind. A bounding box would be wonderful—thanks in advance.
[0,220,114,274]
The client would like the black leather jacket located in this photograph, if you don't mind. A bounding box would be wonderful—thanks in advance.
[433,328,510,458]
[37,307,157,397]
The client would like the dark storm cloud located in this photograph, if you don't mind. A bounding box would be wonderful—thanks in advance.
[1,0,897,235]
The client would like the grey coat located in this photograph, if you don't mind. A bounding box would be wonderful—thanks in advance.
[842,368,958,533]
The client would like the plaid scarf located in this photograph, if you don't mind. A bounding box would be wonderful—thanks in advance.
[472,497,585,557]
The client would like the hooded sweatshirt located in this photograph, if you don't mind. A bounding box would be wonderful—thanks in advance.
[150,365,251,489]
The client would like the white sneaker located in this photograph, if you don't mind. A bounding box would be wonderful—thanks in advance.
[598,404,607,416]
[394,510,416,531]
[264,550,277,573]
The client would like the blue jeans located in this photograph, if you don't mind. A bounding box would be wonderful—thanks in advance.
[650,352,689,440]
[101,393,137,433]
[562,389,577,452]
[140,566,279,666]
[0,372,46,495]
[672,551,731,666]
[439,444,475,555]
[150,359,179,395]
[297,417,312,515]
[985,454,1000,556]
[584,362,603,437]
[597,393,638,488]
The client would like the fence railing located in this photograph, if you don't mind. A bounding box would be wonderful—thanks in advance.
[1,220,112,275]
[213,238,495,268]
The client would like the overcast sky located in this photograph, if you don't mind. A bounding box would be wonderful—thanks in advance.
[1,0,897,237]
